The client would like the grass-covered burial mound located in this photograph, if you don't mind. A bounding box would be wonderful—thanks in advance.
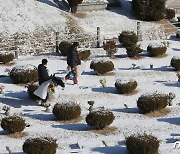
[23,137,58,154]
[53,101,81,120]
[10,64,38,83]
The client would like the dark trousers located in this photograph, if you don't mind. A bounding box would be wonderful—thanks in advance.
[72,66,78,84]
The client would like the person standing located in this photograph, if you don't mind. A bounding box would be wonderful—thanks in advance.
[37,59,51,106]
[65,42,81,84]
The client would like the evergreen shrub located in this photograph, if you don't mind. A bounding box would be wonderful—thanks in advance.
[165,8,175,20]
[118,31,138,47]
[125,133,160,154]
[1,116,26,133]
[176,31,180,38]
[115,79,137,94]
[0,52,14,64]
[67,0,83,7]
[67,0,83,13]
[103,39,117,57]
[90,59,114,75]
[147,42,167,57]
[59,41,72,56]
[53,102,81,120]
[10,64,38,84]
[170,56,180,71]
[132,0,165,21]
[86,109,115,129]
[126,44,143,57]
[137,93,169,113]
[27,84,40,100]
[23,137,58,154]
[78,50,91,60]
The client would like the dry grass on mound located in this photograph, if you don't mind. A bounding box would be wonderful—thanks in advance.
[145,108,170,117]
[1,62,15,66]
[123,90,138,96]
[89,127,117,135]
[129,56,144,60]
[97,72,115,76]
[73,13,87,18]
[150,53,168,59]
[56,116,83,124]
[6,132,28,138]
[154,19,179,35]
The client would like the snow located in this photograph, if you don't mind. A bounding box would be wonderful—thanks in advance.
[172,55,180,60]
[148,42,167,48]
[0,0,67,35]
[10,64,37,74]
[91,58,112,63]
[0,0,180,154]
[0,51,13,56]
[115,78,136,84]
[82,0,108,3]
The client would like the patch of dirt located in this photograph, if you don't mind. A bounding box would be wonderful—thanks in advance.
[6,132,28,138]
[90,127,117,135]
[55,116,83,124]
[129,56,144,60]
[145,108,171,117]
[97,72,116,76]
[73,13,87,18]
[150,53,168,59]
[62,13,96,47]
[123,90,138,96]
[0,62,15,66]
[154,19,179,35]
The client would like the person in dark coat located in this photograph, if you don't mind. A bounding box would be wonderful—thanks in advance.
[65,42,81,84]
[37,59,51,105]
[38,59,50,85]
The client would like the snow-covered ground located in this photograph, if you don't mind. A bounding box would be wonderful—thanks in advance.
[0,38,180,154]
[0,0,180,154]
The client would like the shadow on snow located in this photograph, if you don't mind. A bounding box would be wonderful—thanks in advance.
[92,145,128,154]
[113,107,139,114]
[24,113,55,121]
[52,123,88,131]
[0,92,37,108]
[157,117,180,125]
[91,87,117,94]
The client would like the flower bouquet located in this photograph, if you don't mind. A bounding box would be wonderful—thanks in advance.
[48,84,55,94]
[176,72,180,82]
[0,85,5,94]
[168,92,176,106]
[132,63,136,69]
[4,68,11,76]
[25,83,32,89]
[100,78,107,87]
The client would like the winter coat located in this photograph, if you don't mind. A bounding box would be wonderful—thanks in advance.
[67,45,81,68]
[38,64,50,85]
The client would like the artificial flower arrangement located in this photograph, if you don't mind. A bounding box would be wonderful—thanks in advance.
[25,83,31,89]
[132,63,136,69]
[168,92,176,106]
[100,78,107,87]
[48,84,55,94]
[0,85,5,94]
[176,72,180,82]
[25,83,55,94]
[4,67,12,75]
